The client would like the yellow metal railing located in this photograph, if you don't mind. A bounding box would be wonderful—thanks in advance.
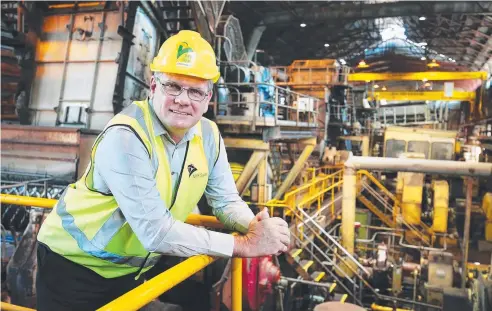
[356,170,434,246]
[1,302,36,311]
[262,166,344,217]
[0,194,242,311]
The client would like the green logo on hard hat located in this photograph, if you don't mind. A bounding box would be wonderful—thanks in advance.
[176,42,195,67]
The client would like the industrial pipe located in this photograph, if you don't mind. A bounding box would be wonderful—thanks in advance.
[342,155,492,253]
[347,156,492,176]
[342,165,357,254]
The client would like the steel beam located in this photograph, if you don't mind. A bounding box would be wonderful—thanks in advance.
[257,154,268,204]
[367,91,476,102]
[223,138,270,150]
[235,151,267,195]
[262,2,492,25]
[348,72,488,82]
[273,138,316,200]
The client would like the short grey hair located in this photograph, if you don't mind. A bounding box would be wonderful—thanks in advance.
[154,72,213,92]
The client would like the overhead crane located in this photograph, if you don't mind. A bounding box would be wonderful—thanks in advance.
[348,71,488,82]
[366,90,476,102]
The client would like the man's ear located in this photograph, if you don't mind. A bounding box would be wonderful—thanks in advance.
[150,75,157,96]
[202,89,213,113]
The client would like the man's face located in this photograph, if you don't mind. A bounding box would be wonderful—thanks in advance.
[150,73,211,132]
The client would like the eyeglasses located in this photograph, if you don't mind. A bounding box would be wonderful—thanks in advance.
[155,77,209,102]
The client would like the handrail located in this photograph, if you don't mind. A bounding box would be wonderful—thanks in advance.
[289,205,442,310]
[357,170,434,236]
[1,302,36,311]
[0,195,242,311]
[97,255,239,311]
[0,194,224,229]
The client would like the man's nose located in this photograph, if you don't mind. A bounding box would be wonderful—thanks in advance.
[174,90,190,105]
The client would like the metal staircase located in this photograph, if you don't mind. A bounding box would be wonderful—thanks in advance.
[279,167,443,309]
[356,170,435,246]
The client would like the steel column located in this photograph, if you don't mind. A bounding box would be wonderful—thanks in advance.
[461,177,473,288]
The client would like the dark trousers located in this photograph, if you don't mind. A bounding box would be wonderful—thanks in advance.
[36,243,211,311]
[36,243,143,311]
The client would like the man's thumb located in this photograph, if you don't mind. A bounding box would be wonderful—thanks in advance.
[255,207,270,221]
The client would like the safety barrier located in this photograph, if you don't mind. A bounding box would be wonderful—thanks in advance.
[0,194,242,311]
[265,166,343,218]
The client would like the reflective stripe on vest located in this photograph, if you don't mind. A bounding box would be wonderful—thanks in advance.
[56,190,159,268]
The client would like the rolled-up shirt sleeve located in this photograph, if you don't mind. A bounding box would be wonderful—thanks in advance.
[205,135,255,234]
[94,127,234,257]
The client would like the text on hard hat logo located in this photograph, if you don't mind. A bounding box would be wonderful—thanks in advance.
[176,42,196,67]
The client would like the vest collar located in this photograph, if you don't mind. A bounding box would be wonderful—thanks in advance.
[146,99,201,143]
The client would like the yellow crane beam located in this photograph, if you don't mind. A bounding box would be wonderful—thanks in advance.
[366,91,475,102]
[348,71,487,82]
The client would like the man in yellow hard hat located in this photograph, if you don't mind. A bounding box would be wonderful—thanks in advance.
[36,30,290,310]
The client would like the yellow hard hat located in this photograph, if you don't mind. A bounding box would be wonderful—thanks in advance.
[150,30,220,83]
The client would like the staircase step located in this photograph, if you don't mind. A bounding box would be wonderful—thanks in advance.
[333,293,348,303]
[290,248,303,259]
[329,282,337,293]
[299,259,314,271]
[311,271,325,282]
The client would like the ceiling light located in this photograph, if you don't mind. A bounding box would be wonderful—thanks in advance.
[474,262,481,266]
[300,23,306,27]
[448,57,453,61]
[373,84,379,89]
[422,78,428,82]
[339,59,346,65]
[424,82,431,87]
[357,60,369,68]
[324,43,330,47]
[427,59,440,68]
[418,42,427,46]
[381,86,387,91]
[421,56,426,60]
[439,54,445,57]
[419,16,426,21]
[365,80,371,83]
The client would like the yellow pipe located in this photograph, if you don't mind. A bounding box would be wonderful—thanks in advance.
[342,165,356,254]
[0,194,223,228]
[1,302,36,311]
[97,255,217,311]
[371,303,412,311]
[231,258,242,311]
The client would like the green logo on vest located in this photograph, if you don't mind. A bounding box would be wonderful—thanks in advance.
[176,42,196,67]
